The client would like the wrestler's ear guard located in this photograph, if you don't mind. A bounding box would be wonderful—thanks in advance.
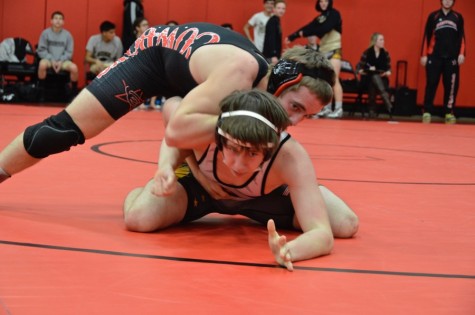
[267,59,335,97]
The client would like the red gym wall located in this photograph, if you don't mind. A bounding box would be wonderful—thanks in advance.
[0,0,473,107]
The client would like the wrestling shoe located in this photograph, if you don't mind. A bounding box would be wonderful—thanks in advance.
[445,113,456,124]
[422,112,431,124]
[317,105,333,117]
[327,108,343,119]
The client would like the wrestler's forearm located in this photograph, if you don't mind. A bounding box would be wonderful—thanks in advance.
[158,139,192,171]
[287,228,334,262]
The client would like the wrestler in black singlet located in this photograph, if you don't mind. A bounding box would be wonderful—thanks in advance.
[87,22,269,120]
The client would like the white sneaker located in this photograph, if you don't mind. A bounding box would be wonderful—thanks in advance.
[317,105,333,117]
[327,108,343,119]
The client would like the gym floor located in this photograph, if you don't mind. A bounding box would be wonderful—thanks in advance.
[1,103,474,315]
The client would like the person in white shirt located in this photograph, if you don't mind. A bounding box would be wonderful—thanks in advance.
[243,0,275,52]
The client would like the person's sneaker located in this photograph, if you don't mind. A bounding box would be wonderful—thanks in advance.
[445,113,456,124]
[327,108,343,119]
[422,112,431,123]
[317,105,333,117]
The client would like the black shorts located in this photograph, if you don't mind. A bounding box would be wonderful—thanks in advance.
[86,47,171,120]
[178,174,296,230]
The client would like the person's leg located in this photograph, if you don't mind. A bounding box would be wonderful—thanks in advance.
[367,76,377,117]
[62,61,79,95]
[0,89,115,178]
[441,57,459,123]
[62,61,79,83]
[423,56,442,121]
[37,59,51,101]
[319,185,359,238]
[37,59,50,80]
[123,179,188,232]
[371,74,392,113]
[327,58,343,118]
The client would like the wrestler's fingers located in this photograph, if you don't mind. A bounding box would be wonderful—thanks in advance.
[267,219,277,235]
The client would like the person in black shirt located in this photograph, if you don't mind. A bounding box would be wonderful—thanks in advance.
[285,0,344,119]
[420,0,466,124]
[262,0,286,65]
[356,32,393,118]
[122,0,144,53]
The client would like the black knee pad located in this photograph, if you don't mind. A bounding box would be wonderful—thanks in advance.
[23,110,85,158]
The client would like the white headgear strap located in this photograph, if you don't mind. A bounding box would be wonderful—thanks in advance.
[220,110,278,132]
[217,128,275,148]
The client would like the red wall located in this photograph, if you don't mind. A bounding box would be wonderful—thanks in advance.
[1,0,473,107]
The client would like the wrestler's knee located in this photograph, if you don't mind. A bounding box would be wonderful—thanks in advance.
[124,209,159,233]
[333,211,359,238]
[23,109,85,158]
[123,188,159,233]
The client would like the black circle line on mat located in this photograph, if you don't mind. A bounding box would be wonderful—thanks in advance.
[1,240,474,280]
[90,140,475,186]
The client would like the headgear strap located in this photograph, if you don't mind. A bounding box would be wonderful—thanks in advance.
[217,128,274,148]
[267,59,335,96]
[220,110,278,132]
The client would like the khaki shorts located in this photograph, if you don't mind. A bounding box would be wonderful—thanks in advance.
[42,59,75,70]
[89,61,113,74]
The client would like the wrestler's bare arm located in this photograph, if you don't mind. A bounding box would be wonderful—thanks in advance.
[271,139,334,262]
[165,47,260,149]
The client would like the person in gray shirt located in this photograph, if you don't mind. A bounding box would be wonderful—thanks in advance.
[37,11,78,96]
[85,21,123,76]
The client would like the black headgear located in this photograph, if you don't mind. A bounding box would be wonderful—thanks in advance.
[267,59,335,96]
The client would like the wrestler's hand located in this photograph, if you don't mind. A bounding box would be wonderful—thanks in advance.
[152,166,177,197]
[267,219,293,271]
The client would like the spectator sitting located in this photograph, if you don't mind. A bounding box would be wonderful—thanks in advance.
[37,11,79,98]
[85,21,123,76]
[356,32,393,118]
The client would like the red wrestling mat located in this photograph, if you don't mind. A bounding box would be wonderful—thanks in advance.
[1,104,474,314]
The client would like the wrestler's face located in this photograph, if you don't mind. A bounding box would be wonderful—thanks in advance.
[319,0,329,11]
[278,86,323,125]
[221,140,265,177]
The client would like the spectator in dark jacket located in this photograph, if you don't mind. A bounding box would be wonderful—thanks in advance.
[262,0,286,65]
[122,0,144,52]
[356,32,393,117]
